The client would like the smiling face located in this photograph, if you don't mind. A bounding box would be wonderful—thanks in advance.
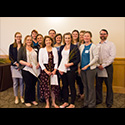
[79,32,84,41]
[72,31,79,41]
[56,35,62,44]
[84,33,92,43]
[64,35,72,45]
[100,31,108,41]
[49,30,56,39]
[26,36,32,46]
[37,35,43,44]
[15,33,22,44]
[45,37,52,47]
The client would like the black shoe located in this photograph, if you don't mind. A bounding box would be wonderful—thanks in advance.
[96,102,102,105]
[82,106,88,108]
[107,104,112,108]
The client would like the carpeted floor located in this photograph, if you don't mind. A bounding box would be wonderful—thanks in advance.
[0,87,125,108]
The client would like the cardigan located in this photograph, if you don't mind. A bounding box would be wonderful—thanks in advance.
[18,46,40,70]
[39,47,58,70]
[17,46,27,70]
[79,43,99,70]
[58,43,80,72]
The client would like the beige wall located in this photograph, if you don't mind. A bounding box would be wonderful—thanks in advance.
[0,17,125,57]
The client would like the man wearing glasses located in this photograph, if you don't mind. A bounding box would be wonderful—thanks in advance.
[96,29,116,108]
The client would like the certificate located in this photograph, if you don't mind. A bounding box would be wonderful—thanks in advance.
[97,68,108,78]
[50,75,58,85]
[58,59,68,73]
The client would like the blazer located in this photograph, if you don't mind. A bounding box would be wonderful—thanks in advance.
[58,43,80,72]
[9,43,23,66]
[39,47,58,70]
[79,43,99,70]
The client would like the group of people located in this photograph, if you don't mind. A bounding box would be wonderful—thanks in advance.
[9,28,116,108]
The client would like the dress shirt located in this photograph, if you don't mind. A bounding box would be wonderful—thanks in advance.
[97,40,116,68]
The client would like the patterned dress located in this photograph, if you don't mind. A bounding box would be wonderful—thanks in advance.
[39,51,59,100]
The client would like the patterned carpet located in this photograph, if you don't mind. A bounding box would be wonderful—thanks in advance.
[0,87,125,108]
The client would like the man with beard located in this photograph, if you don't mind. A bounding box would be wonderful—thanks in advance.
[96,29,116,108]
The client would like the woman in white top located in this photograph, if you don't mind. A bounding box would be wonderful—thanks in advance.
[18,35,40,107]
[39,35,59,108]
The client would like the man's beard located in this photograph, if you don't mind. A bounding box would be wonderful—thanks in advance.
[100,36,107,41]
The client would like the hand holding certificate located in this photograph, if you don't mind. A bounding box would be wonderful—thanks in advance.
[50,75,58,85]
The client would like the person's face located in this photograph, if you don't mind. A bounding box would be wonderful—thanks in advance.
[72,31,78,40]
[79,32,84,41]
[15,34,22,44]
[65,35,72,45]
[56,35,62,44]
[84,33,91,43]
[100,31,108,41]
[49,31,56,39]
[26,37,32,46]
[45,38,52,47]
[37,35,43,44]
[32,32,37,39]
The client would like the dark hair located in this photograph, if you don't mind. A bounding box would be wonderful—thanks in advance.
[48,29,56,34]
[36,34,43,40]
[54,33,62,44]
[100,29,108,35]
[42,35,54,47]
[72,29,79,42]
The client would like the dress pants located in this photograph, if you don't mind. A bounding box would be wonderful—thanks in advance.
[22,70,37,103]
[96,64,113,106]
[81,69,97,108]
[61,70,76,104]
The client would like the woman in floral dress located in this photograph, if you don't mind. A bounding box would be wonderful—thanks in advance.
[39,36,59,108]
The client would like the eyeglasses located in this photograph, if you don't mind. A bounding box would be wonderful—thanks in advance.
[100,33,107,35]
[16,36,22,38]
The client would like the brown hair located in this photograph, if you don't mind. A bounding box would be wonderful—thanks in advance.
[63,32,73,45]
[84,31,93,43]
[79,30,86,45]
[13,32,22,48]
[48,29,56,34]
[31,29,38,34]
[72,29,79,43]
[42,35,54,47]
[36,34,43,40]
[54,33,62,44]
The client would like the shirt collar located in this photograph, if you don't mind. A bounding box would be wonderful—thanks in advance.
[99,40,108,44]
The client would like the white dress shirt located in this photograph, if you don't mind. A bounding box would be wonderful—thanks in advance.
[97,40,116,68]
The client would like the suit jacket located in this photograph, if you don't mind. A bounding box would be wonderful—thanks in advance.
[9,43,23,66]
[58,43,80,71]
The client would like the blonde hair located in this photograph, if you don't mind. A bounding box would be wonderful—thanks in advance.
[23,35,33,47]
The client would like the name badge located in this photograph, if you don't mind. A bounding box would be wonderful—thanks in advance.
[85,50,89,53]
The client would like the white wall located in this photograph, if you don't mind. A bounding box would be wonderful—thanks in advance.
[0,17,125,57]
